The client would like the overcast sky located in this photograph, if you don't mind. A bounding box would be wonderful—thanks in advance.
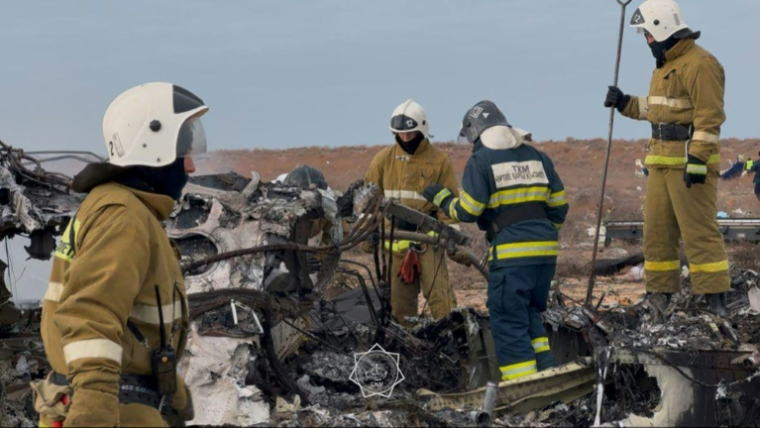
[2,1,759,301]
[1,0,758,157]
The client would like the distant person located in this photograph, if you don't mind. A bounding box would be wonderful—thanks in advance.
[364,99,468,325]
[284,165,334,242]
[33,83,205,426]
[745,151,760,201]
[604,0,729,316]
[423,101,568,380]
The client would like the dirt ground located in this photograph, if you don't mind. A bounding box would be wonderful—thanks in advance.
[204,138,760,312]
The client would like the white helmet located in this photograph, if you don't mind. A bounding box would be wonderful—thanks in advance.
[390,99,429,138]
[630,0,696,43]
[102,82,209,168]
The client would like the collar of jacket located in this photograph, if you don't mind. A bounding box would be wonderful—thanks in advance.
[115,183,175,221]
[665,38,696,63]
[480,126,525,150]
[394,138,430,157]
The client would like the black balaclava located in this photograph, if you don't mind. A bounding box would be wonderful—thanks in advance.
[649,36,680,68]
[394,131,425,155]
[115,157,188,200]
[472,139,485,154]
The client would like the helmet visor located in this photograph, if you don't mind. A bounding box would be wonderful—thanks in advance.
[176,116,207,158]
[456,124,471,145]
[390,115,419,133]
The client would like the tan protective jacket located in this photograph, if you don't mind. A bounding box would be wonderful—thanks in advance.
[41,183,190,412]
[365,138,460,227]
[621,39,725,170]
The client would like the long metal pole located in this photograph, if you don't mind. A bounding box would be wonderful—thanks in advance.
[585,0,633,307]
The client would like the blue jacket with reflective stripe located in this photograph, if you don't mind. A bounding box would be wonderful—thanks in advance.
[439,131,568,266]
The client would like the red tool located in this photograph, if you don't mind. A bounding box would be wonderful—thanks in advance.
[52,394,69,428]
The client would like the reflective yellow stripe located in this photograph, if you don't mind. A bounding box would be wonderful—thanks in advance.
[384,231,436,254]
[488,186,549,208]
[460,190,485,216]
[690,260,729,273]
[648,96,693,109]
[692,131,720,144]
[54,218,81,262]
[645,260,680,272]
[686,164,707,175]
[532,337,550,353]
[448,200,460,221]
[63,339,122,365]
[500,360,538,380]
[44,282,64,302]
[384,239,412,253]
[552,222,562,229]
[491,241,558,260]
[433,188,453,206]
[547,190,566,208]
[130,301,183,325]
[645,154,720,166]
[637,96,649,119]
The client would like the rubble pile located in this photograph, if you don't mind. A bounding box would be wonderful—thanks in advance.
[264,267,760,427]
[546,267,760,352]
[0,307,45,427]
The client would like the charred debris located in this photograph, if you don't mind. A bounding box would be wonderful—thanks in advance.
[0,145,759,427]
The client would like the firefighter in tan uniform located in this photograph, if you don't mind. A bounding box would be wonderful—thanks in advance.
[365,99,468,324]
[605,0,729,315]
[32,82,209,426]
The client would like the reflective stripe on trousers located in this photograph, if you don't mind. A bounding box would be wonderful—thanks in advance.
[531,336,550,353]
[500,359,538,380]
[489,241,558,261]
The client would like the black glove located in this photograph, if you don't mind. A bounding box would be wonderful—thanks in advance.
[422,184,453,207]
[684,155,707,188]
[604,86,631,111]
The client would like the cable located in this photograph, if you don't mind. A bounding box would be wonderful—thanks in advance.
[415,244,447,326]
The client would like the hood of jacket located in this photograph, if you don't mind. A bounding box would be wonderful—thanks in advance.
[479,125,531,150]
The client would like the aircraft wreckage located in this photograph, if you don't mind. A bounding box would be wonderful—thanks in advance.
[1,143,759,427]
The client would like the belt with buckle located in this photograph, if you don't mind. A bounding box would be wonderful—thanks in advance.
[652,123,692,141]
[50,372,172,417]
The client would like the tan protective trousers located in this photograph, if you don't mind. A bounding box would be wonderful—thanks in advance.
[390,245,457,325]
[643,167,730,294]
[40,403,167,427]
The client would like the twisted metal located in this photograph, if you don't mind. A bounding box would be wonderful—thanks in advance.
[0,140,81,193]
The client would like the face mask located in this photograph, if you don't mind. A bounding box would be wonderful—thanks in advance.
[649,36,679,68]
[394,132,424,155]
[132,158,189,200]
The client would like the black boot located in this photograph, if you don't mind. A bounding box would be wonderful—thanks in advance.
[706,293,728,317]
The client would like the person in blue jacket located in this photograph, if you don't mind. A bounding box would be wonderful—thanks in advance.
[745,151,760,201]
[422,100,569,381]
